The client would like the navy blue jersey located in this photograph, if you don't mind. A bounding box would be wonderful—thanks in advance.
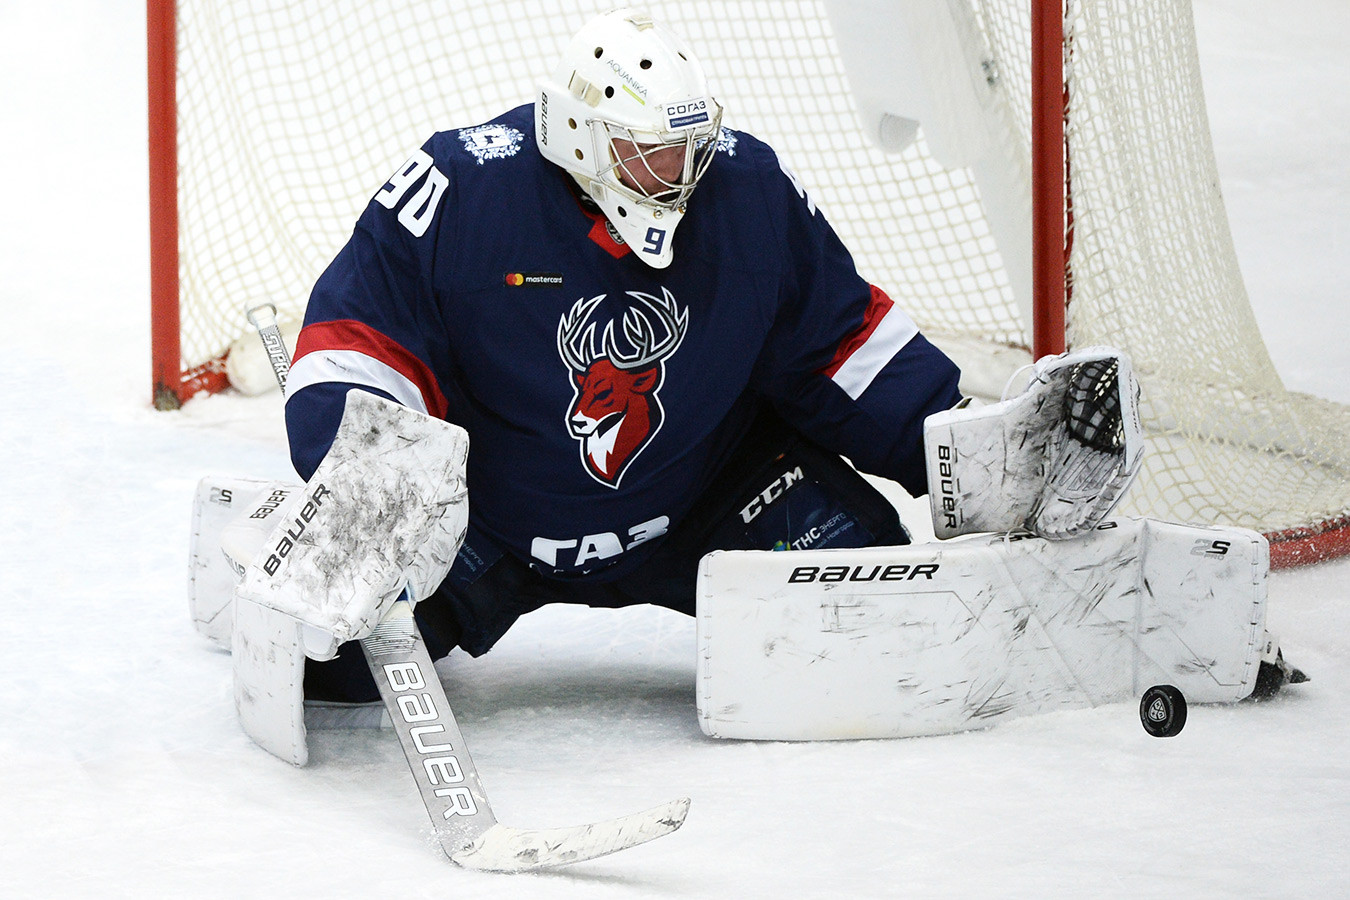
[285,104,960,580]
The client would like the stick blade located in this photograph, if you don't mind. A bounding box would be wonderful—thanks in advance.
[450,797,691,872]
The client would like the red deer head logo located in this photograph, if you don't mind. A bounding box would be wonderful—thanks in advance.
[557,288,688,487]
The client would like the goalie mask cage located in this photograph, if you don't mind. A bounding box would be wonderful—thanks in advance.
[147,0,1350,567]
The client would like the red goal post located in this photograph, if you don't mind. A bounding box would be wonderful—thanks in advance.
[147,0,1350,566]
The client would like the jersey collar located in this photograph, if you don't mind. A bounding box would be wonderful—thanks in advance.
[564,175,632,260]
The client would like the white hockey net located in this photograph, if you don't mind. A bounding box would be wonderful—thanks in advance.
[171,1,1023,365]
[1057,2,1350,564]
[163,0,1350,564]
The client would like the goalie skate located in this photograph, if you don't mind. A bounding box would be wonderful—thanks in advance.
[1249,633,1310,700]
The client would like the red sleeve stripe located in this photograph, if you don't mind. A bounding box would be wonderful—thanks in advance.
[289,319,448,418]
[820,285,919,401]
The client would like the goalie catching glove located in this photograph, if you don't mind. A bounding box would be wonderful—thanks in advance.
[924,346,1143,540]
[235,390,470,659]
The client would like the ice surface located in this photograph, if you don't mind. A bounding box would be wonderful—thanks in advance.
[1,2,1346,897]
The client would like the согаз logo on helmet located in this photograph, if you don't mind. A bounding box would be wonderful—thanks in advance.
[664,98,710,130]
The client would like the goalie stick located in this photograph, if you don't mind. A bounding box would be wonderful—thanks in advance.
[364,600,689,870]
[246,304,690,870]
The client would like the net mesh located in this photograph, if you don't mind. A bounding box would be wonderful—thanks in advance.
[174,0,1024,366]
[1060,2,1350,547]
[169,0,1350,559]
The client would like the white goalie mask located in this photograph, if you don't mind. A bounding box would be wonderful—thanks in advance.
[536,9,724,268]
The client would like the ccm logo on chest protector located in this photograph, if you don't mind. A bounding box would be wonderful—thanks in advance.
[262,483,330,576]
[741,466,804,523]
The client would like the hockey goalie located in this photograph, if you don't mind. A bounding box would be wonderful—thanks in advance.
[189,9,1305,765]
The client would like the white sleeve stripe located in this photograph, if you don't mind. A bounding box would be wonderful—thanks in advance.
[830,307,920,401]
[283,350,430,415]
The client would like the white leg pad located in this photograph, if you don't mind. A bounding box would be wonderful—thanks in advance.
[191,476,314,763]
[696,517,1267,740]
[188,475,279,648]
[232,596,308,766]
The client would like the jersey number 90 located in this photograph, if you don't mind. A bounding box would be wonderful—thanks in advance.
[375,149,450,238]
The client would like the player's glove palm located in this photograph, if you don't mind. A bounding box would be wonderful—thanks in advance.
[924,347,1144,540]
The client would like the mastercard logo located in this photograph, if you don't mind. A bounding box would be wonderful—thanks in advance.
[503,272,564,287]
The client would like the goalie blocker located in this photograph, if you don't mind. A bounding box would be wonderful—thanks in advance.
[187,391,469,764]
[696,517,1269,741]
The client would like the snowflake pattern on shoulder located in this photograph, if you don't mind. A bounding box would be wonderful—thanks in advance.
[458,124,525,165]
[714,127,738,157]
[696,127,737,158]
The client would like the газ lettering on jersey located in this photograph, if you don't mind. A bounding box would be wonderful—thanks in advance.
[556,288,688,487]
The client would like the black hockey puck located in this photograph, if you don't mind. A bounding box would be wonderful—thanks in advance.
[1139,685,1187,738]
